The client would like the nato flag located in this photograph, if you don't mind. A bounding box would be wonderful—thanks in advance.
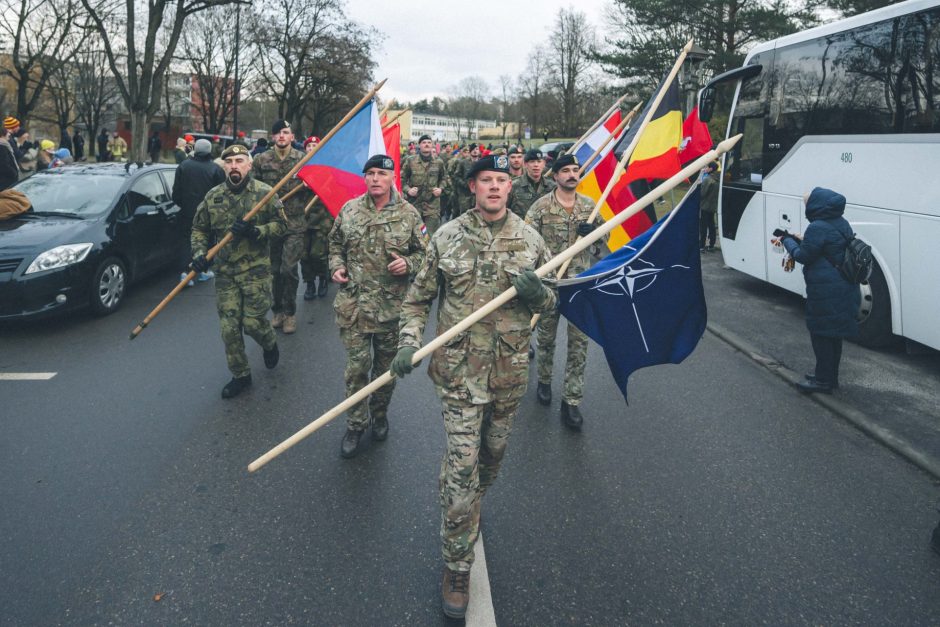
[557,186,707,400]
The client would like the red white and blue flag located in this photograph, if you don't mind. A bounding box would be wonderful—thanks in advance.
[297,100,386,217]
[573,109,623,173]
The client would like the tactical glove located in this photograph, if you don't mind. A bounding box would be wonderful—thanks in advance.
[390,346,419,377]
[230,218,260,240]
[190,254,212,273]
[576,221,596,237]
[513,270,548,306]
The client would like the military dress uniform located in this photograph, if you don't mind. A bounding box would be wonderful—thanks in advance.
[252,146,309,330]
[402,153,448,235]
[525,190,595,409]
[300,195,334,297]
[509,173,556,219]
[398,208,555,575]
[329,189,427,438]
[191,176,286,383]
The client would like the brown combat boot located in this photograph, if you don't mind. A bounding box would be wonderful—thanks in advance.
[441,567,470,619]
[271,312,284,328]
[282,315,297,334]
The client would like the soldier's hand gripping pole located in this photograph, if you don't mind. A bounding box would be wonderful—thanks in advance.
[129,78,388,340]
[247,133,743,473]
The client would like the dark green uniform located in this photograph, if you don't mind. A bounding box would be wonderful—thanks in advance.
[402,153,448,235]
[448,157,477,218]
[509,173,556,219]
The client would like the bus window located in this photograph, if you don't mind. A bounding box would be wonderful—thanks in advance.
[898,8,940,132]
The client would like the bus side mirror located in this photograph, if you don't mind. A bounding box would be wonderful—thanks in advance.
[698,88,716,122]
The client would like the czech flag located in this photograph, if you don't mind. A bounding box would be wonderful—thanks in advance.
[382,122,402,191]
[297,101,386,217]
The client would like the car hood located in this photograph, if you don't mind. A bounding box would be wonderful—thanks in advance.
[0,215,101,256]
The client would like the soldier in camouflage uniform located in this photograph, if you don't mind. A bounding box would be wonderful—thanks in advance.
[402,134,447,235]
[390,155,556,620]
[252,119,309,334]
[330,154,428,458]
[508,148,556,218]
[448,144,479,219]
[190,144,287,398]
[525,153,597,429]
[298,136,334,300]
[507,144,524,177]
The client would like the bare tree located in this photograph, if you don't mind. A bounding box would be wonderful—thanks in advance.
[518,52,550,137]
[178,6,237,133]
[448,76,490,140]
[548,8,596,136]
[74,46,122,155]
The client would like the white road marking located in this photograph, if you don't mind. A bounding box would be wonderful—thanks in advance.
[467,532,497,626]
[0,372,57,380]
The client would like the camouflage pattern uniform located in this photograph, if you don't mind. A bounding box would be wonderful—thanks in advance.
[448,157,476,218]
[191,177,287,377]
[300,195,334,283]
[329,189,428,432]
[509,173,556,219]
[402,153,447,235]
[252,147,308,317]
[398,208,556,574]
[525,190,596,405]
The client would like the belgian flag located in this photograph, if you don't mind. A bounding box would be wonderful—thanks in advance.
[614,75,683,185]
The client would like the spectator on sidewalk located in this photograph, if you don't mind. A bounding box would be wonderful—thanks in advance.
[172,138,225,286]
[699,161,718,252]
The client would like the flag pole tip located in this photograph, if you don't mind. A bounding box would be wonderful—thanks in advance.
[717,134,743,153]
[683,39,694,52]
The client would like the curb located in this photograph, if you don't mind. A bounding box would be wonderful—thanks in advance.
[706,321,940,481]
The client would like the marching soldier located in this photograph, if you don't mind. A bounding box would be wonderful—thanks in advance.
[329,154,428,458]
[448,143,480,219]
[299,136,333,300]
[525,153,597,429]
[253,119,308,334]
[390,154,556,619]
[190,144,286,398]
[402,134,448,235]
[507,144,524,177]
[508,148,556,218]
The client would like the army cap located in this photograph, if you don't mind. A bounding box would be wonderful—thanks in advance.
[362,153,395,172]
[418,134,432,143]
[466,154,510,180]
[271,119,291,134]
[524,148,544,162]
[552,153,579,172]
[507,145,523,156]
[221,144,251,159]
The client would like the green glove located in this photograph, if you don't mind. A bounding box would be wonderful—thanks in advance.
[391,346,419,377]
[513,270,547,306]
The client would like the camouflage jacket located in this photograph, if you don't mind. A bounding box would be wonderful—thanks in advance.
[449,157,475,197]
[401,154,447,212]
[525,190,598,278]
[251,146,308,233]
[191,177,287,278]
[509,174,556,219]
[328,189,428,331]
[305,195,333,231]
[398,209,556,403]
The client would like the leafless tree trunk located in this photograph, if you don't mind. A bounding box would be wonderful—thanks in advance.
[178,6,237,133]
[549,8,596,136]
[74,46,121,155]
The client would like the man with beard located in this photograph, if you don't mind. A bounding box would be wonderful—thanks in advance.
[524,153,597,428]
[509,148,555,218]
[190,144,286,398]
[402,134,447,235]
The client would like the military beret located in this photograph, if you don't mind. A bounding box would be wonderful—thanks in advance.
[362,153,395,172]
[418,134,432,143]
[507,145,523,156]
[524,149,544,162]
[271,119,291,134]
[221,143,251,159]
[552,153,579,172]
[469,143,478,151]
[466,154,510,180]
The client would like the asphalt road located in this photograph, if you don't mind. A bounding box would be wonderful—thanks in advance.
[2,264,939,626]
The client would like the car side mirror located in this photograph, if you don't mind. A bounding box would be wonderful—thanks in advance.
[698,87,716,123]
[133,204,159,217]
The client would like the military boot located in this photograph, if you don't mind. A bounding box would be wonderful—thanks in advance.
[932,519,940,556]
[560,401,583,430]
[372,416,389,441]
[441,568,470,619]
[282,315,297,334]
[271,312,285,328]
[221,374,252,399]
[317,275,329,298]
[303,282,316,301]
[536,382,552,406]
[340,429,364,458]
[263,343,279,369]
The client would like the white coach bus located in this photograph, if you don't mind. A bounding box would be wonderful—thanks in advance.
[698,0,940,350]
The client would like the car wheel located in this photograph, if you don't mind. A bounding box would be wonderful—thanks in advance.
[90,257,127,315]
[853,261,893,348]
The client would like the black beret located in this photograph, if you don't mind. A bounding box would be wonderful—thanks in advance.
[418,134,432,143]
[507,145,523,156]
[524,149,544,162]
[552,153,579,172]
[362,153,396,172]
[469,143,478,151]
[466,154,510,180]
[221,144,251,159]
[271,119,291,134]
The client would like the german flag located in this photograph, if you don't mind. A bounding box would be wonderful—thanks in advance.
[614,75,683,185]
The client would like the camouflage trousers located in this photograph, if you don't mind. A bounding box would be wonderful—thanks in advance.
[536,306,588,405]
[215,272,276,378]
[440,397,519,572]
[300,221,332,283]
[339,323,398,431]
[421,210,440,236]
[271,232,304,316]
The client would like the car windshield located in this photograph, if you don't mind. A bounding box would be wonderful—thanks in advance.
[14,170,125,217]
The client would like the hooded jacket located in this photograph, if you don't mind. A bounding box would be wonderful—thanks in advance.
[783,187,861,338]
[172,153,225,218]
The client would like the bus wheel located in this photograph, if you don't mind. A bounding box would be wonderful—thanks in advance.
[854,262,893,348]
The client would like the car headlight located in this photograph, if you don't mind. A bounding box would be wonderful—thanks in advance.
[25,243,94,274]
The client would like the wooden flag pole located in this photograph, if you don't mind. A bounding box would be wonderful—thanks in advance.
[302,194,320,216]
[129,78,388,340]
[565,92,628,157]
[531,41,694,330]
[576,102,642,177]
[382,108,409,129]
[378,102,391,120]
[247,133,743,473]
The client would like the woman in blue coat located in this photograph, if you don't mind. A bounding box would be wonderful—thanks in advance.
[778,187,860,393]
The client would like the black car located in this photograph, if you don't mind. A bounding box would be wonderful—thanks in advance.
[0,163,187,320]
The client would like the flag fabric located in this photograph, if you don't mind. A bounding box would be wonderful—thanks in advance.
[679,106,712,164]
[573,109,623,173]
[613,75,683,185]
[382,123,402,191]
[297,100,385,217]
[557,185,707,400]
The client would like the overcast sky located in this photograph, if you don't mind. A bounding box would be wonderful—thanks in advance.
[343,0,613,104]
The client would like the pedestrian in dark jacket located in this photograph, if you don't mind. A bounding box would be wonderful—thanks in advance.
[148,131,162,163]
[779,187,860,393]
[97,129,110,162]
[73,130,85,160]
[171,138,225,284]
[699,161,719,251]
